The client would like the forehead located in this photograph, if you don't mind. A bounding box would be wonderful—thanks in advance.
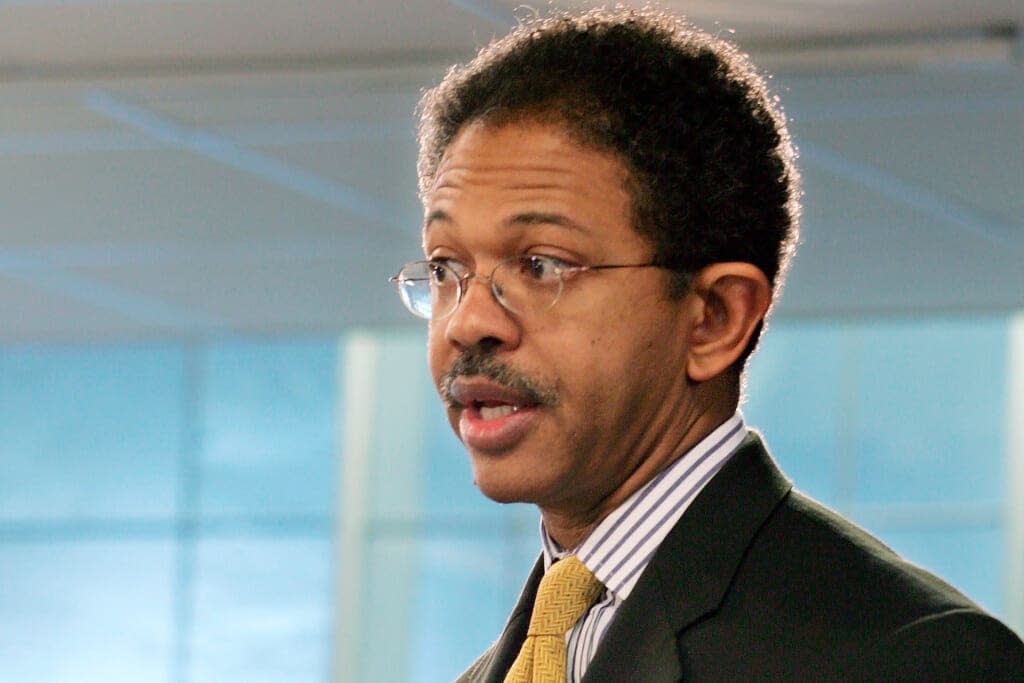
[424,119,635,234]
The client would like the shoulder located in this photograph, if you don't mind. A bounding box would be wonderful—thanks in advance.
[760,489,976,616]
[752,488,987,629]
[710,487,1024,677]
[843,608,1024,680]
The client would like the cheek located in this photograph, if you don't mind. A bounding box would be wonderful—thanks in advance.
[426,325,447,384]
[569,316,678,405]
[553,329,635,418]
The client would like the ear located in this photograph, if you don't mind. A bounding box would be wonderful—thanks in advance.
[685,262,771,383]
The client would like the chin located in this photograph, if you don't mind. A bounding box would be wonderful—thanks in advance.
[470,459,545,505]
[474,485,528,505]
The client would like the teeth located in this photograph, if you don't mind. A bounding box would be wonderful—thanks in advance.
[479,404,519,420]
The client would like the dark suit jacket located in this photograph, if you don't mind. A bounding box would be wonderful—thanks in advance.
[456,433,1024,681]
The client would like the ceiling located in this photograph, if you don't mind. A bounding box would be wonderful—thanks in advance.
[0,0,1022,342]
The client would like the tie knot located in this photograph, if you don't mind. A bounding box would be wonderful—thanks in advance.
[527,555,604,636]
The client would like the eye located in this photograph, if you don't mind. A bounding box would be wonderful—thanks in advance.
[427,259,461,285]
[430,262,450,282]
[518,255,565,283]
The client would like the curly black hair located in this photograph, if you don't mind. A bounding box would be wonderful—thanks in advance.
[417,6,801,366]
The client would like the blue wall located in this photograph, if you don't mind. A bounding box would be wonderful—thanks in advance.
[0,315,1016,681]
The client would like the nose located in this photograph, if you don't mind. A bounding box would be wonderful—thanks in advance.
[442,272,521,352]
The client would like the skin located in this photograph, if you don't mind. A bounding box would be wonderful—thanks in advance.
[422,119,770,549]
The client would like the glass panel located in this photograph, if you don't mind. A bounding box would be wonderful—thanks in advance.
[853,318,1006,505]
[410,533,539,683]
[200,339,339,517]
[189,538,333,683]
[0,345,184,520]
[0,540,175,683]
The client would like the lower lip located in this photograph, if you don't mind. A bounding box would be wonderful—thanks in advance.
[458,405,541,452]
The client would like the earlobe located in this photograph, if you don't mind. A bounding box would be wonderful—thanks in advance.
[685,262,771,383]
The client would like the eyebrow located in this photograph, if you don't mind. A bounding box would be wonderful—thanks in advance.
[424,208,450,229]
[505,211,586,232]
[423,209,586,233]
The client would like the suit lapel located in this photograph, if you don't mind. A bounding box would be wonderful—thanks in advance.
[582,586,682,682]
[584,434,792,681]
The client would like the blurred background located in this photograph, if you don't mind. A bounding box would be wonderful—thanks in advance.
[0,0,1022,681]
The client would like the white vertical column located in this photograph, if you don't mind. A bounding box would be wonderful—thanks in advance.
[335,328,429,682]
[1005,313,1024,635]
[336,331,377,683]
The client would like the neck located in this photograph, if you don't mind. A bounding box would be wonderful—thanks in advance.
[541,385,737,550]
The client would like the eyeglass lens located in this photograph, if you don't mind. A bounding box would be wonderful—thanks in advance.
[396,257,564,319]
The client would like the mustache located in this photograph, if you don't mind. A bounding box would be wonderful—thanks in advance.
[439,347,559,408]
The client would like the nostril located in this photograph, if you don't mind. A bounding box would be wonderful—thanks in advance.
[478,337,503,352]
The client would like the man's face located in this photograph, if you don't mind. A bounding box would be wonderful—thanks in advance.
[423,119,700,523]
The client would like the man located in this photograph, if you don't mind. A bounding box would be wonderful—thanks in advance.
[389,6,1024,681]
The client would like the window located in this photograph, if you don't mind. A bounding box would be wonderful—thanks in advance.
[0,316,1020,682]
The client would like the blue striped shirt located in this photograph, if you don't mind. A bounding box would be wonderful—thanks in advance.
[540,413,747,682]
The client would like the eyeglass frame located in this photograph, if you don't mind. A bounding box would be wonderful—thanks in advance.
[388,254,683,320]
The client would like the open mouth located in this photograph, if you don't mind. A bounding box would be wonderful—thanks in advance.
[474,401,522,421]
[445,377,546,451]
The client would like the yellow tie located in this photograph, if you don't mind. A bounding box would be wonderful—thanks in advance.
[504,555,604,683]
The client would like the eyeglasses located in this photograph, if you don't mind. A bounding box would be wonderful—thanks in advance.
[388,254,673,320]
